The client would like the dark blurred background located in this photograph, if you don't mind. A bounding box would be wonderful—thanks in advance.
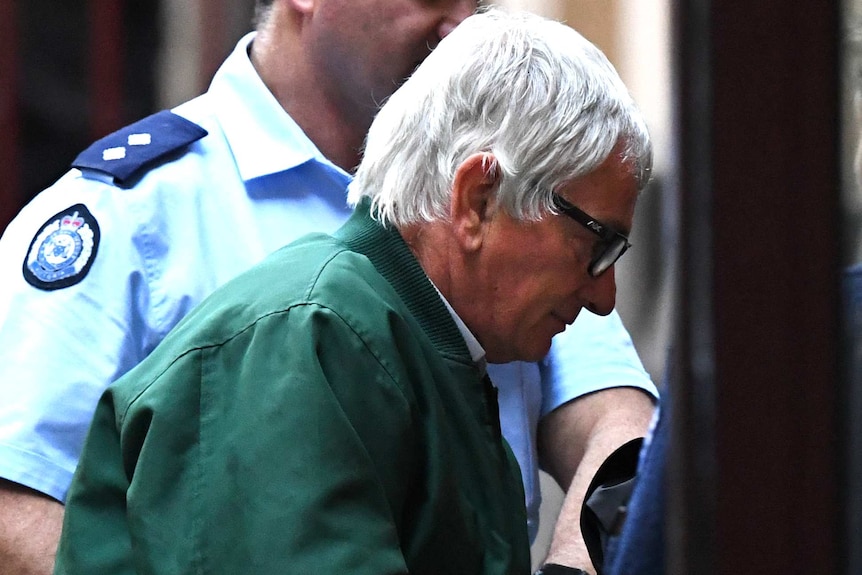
[0,0,255,231]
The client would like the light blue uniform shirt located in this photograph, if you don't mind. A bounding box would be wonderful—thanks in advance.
[0,33,656,543]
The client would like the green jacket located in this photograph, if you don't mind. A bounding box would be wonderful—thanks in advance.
[55,200,531,575]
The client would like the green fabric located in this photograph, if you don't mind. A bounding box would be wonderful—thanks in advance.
[55,200,531,575]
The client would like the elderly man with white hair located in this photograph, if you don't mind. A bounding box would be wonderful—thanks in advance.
[54,8,652,575]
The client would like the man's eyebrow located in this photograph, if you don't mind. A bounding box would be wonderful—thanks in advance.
[589,212,632,237]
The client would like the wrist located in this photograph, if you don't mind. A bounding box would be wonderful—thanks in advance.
[534,563,590,575]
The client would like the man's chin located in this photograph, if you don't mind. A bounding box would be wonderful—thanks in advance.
[485,339,553,365]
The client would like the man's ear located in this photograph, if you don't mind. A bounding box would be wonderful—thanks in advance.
[285,0,315,14]
[450,153,501,252]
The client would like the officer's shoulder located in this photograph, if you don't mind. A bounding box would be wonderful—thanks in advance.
[71,110,208,189]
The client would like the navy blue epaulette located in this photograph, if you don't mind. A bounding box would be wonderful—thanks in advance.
[71,110,208,188]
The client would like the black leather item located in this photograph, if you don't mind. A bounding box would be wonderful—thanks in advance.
[534,564,590,575]
[580,437,644,574]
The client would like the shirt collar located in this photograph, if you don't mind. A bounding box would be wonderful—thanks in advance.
[204,32,349,184]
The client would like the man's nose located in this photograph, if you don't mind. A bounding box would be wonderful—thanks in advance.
[436,0,478,40]
[582,267,617,316]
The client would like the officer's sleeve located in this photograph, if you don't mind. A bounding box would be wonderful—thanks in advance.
[539,310,659,418]
[56,304,419,575]
[0,175,153,502]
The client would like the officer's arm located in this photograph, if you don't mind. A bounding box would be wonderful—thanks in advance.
[537,387,655,575]
[0,479,63,575]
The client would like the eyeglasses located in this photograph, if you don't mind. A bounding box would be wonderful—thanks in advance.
[551,193,632,277]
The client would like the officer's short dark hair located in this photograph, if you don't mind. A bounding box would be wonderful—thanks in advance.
[254,0,275,28]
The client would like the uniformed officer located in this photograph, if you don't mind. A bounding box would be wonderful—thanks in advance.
[0,2,657,574]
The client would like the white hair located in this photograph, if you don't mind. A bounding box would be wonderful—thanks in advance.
[347,7,653,226]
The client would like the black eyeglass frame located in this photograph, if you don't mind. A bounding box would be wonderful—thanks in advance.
[551,193,632,277]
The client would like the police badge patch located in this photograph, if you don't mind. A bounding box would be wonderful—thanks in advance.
[23,204,101,290]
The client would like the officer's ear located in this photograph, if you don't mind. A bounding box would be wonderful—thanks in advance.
[450,152,501,252]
